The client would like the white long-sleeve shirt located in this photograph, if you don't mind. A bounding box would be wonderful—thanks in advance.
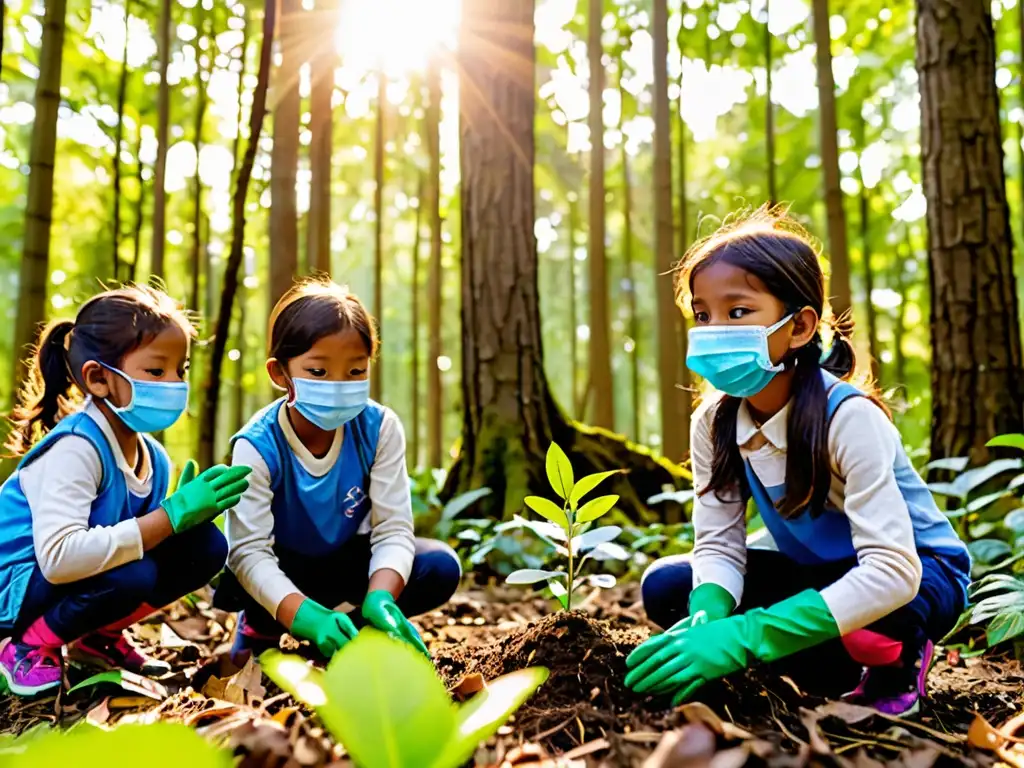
[226,403,416,618]
[20,401,151,584]
[690,391,924,634]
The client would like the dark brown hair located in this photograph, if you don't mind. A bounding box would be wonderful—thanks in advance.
[6,284,195,456]
[268,276,379,364]
[677,205,888,519]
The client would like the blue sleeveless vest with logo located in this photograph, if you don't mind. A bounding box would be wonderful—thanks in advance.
[0,410,171,627]
[744,371,971,598]
[231,399,384,558]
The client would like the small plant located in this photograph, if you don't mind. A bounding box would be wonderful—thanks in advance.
[505,442,624,610]
[262,630,548,768]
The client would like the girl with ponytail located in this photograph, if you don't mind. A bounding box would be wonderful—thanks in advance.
[625,207,970,717]
[0,285,251,697]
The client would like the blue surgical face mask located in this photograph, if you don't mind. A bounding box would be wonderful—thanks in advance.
[686,314,793,398]
[100,363,189,433]
[289,377,370,431]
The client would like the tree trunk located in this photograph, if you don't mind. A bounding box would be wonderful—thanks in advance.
[269,0,300,307]
[444,0,685,520]
[894,229,910,389]
[568,195,579,417]
[231,5,250,436]
[652,0,684,463]
[587,0,614,430]
[199,0,276,469]
[425,58,444,469]
[371,71,386,403]
[765,0,776,204]
[1019,0,1024,256]
[857,115,880,383]
[191,4,210,314]
[811,0,851,319]
[307,0,335,275]
[410,175,424,468]
[151,0,172,283]
[674,46,691,455]
[130,127,145,283]
[13,0,67,399]
[111,0,131,280]
[917,0,1024,463]
[619,79,639,441]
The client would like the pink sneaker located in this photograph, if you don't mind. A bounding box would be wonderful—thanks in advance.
[70,631,171,677]
[0,637,62,696]
[844,640,934,717]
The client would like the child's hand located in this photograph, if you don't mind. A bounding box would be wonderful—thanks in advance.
[161,463,252,533]
[362,591,430,658]
[291,599,359,657]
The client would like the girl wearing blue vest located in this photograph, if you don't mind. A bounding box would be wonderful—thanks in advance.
[0,286,251,696]
[625,210,970,717]
[217,278,461,663]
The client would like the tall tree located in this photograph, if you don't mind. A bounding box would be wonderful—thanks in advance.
[764,0,776,203]
[652,0,684,463]
[130,127,146,283]
[620,81,640,441]
[269,0,301,307]
[445,0,683,518]
[674,32,691,454]
[410,176,424,467]
[111,0,131,280]
[307,0,335,275]
[917,0,1024,463]
[372,72,387,402]
[191,5,212,314]
[856,112,880,382]
[568,194,580,417]
[13,0,68,398]
[151,0,172,283]
[587,0,614,429]
[811,0,851,319]
[200,0,276,468]
[425,58,444,468]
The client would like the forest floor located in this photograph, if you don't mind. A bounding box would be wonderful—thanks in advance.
[1,584,1023,767]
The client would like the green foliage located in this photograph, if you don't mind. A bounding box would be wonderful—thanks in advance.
[261,630,548,768]
[506,443,624,610]
[411,467,496,567]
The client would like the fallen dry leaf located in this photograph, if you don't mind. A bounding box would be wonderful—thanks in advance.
[86,697,111,725]
[202,655,266,706]
[642,724,717,768]
[453,672,486,701]
[967,714,1004,750]
[678,702,753,741]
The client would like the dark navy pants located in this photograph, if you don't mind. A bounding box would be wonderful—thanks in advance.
[215,535,462,636]
[640,548,968,694]
[13,523,227,642]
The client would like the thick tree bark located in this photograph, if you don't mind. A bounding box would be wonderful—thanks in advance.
[410,175,424,467]
[917,0,1024,463]
[765,0,776,204]
[269,0,301,308]
[425,59,444,468]
[587,0,614,429]
[445,0,685,520]
[307,0,335,275]
[199,0,275,469]
[372,71,386,403]
[13,0,67,399]
[811,0,851,319]
[652,0,684,463]
[111,0,131,280]
[150,0,172,283]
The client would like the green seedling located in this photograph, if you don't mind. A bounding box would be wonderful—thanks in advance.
[505,442,624,610]
[262,629,548,768]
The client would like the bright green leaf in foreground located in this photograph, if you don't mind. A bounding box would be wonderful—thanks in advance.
[545,442,574,500]
[568,470,619,510]
[524,496,569,528]
[576,494,619,523]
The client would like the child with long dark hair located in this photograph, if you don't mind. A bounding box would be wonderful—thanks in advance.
[0,286,251,696]
[218,277,460,662]
[625,208,970,716]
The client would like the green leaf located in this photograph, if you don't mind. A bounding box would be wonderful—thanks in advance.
[524,496,569,528]
[987,610,1024,646]
[988,434,1024,451]
[506,569,565,585]
[67,669,123,695]
[647,489,696,506]
[569,525,622,555]
[568,471,619,510]
[432,668,549,768]
[923,456,970,473]
[576,495,619,523]
[441,488,493,522]
[545,443,574,500]
[1005,508,1024,534]
[968,538,1013,565]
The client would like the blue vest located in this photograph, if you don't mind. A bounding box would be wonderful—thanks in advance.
[745,372,971,597]
[231,399,384,557]
[0,411,171,626]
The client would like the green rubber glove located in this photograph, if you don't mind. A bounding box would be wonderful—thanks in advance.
[361,590,430,657]
[291,599,359,658]
[629,583,737,665]
[625,590,840,704]
[161,461,252,533]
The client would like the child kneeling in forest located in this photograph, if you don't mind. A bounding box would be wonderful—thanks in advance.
[0,286,251,696]
[216,277,461,663]
[626,208,970,717]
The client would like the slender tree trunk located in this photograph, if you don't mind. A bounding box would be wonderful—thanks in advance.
[444,0,684,519]
[587,0,614,429]
[151,0,172,283]
[13,0,67,398]
[269,0,300,307]
[917,0,1024,463]
[1019,0,1024,257]
[307,0,335,275]
[200,0,276,469]
[372,71,386,402]
[812,0,851,319]
[895,229,910,389]
[857,115,880,382]
[674,49,691,454]
[425,58,443,468]
[231,5,250,435]
[620,93,639,441]
[111,0,131,280]
[130,128,145,284]
[568,196,580,417]
[191,5,210,314]
[765,0,776,204]
[410,175,424,467]
[652,0,683,463]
